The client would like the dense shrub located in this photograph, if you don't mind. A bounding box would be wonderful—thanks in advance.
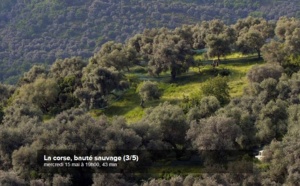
[136,81,161,102]
[247,64,283,83]
[201,76,230,105]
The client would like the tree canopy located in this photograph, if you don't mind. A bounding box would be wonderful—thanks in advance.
[0,14,300,186]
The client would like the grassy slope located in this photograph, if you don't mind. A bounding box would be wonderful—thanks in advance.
[97,54,263,123]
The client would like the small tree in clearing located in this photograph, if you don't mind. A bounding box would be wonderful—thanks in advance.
[201,76,230,105]
[136,81,161,107]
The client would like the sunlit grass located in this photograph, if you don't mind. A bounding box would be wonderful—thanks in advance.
[99,54,264,123]
[102,88,144,123]
[222,52,251,59]
[194,54,204,61]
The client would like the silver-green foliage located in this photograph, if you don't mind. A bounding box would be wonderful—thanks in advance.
[136,81,161,102]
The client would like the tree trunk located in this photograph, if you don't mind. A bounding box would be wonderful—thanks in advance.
[140,99,144,108]
[162,139,184,159]
[257,49,261,59]
[171,69,176,81]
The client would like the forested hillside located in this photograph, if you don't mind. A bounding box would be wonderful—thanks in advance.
[0,0,300,83]
[1,15,300,185]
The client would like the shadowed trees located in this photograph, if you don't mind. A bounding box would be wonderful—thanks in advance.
[0,100,42,170]
[187,116,243,150]
[92,173,131,186]
[132,121,168,150]
[0,170,26,186]
[139,102,188,150]
[242,77,292,145]
[37,109,109,151]
[186,96,220,123]
[262,131,300,185]
[217,97,257,149]
[10,108,141,184]
[52,174,72,186]
[255,99,288,144]
[141,174,261,186]
[247,64,283,83]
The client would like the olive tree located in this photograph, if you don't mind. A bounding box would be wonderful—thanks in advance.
[262,17,300,72]
[204,20,235,63]
[91,41,136,72]
[140,102,188,150]
[14,78,60,114]
[50,57,86,80]
[247,64,283,83]
[92,173,131,186]
[255,99,288,144]
[236,28,265,58]
[201,76,230,105]
[0,100,42,170]
[148,33,194,80]
[136,81,161,107]
[52,174,71,186]
[191,22,208,49]
[186,96,220,123]
[0,83,15,105]
[261,40,288,65]
[0,83,15,124]
[41,109,109,151]
[0,170,26,186]
[75,66,124,109]
[262,136,300,185]
[18,65,48,86]
[217,97,258,149]
[235,17,275,58]
[205,31,233,63]
[186,116,243,150]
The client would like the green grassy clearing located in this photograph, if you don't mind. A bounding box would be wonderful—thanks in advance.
[99,54,264,123]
